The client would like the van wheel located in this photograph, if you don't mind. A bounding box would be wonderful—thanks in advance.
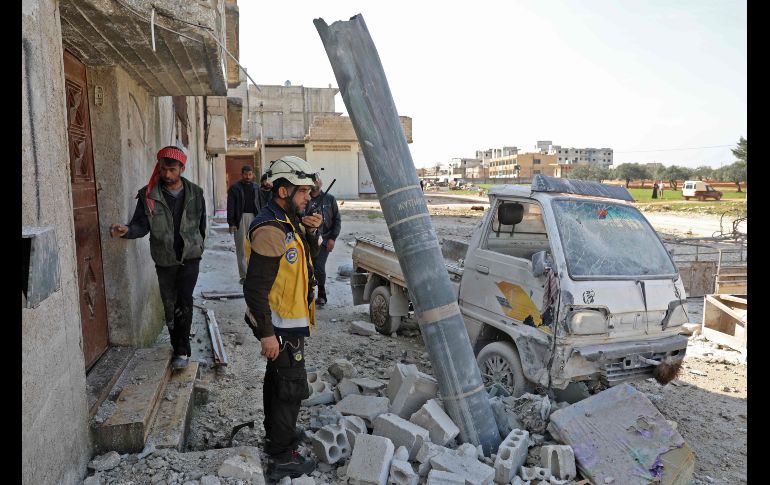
[370,286,400,335]
[697,195,705,201]
[477,341,533,397]
[684,197,690,201]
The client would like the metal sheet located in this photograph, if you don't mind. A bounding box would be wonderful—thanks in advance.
[531,174,634,201]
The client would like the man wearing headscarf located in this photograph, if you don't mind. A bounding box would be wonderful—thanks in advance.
[110,146,207,370]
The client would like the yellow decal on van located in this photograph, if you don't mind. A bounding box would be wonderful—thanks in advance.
[495,281,543,327]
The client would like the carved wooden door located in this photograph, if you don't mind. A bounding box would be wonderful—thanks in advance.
[64,50,109,370]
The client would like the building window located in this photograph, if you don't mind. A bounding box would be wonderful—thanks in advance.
[533,170,541,174]
[533,159,541,165]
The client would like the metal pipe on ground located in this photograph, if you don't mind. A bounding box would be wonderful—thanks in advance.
[314,14,502,454]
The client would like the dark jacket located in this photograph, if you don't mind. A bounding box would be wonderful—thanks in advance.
[123,177,207,267]
[309,191,341,243]
[227,180,265,229]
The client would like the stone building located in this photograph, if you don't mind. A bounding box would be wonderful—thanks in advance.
[22,0,233,482]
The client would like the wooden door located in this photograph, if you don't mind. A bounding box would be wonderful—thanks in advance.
[226,155,254,190]
[64,50,109,370]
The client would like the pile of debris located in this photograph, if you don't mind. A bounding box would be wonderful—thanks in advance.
[295,353,695,485]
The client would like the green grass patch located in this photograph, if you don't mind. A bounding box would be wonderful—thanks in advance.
[635,200,746,217]
[628,188,746,202]
[367,212,383,219]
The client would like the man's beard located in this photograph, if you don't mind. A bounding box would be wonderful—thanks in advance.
[161,177,175,185]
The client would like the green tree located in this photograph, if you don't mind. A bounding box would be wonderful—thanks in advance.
[692,165,715,181]
[567,164,610,182]
[614,163,650,188]
[731,136,747,164]
[717,161,747,192]
[661,165,692,191]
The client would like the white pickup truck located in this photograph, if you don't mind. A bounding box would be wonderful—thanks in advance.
[350,176,690,396]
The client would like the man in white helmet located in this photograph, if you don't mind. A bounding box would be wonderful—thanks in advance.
[242,156,323,479]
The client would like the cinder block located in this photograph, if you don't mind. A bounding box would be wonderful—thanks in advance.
[311,424,351,464]
[387,363,439,419]
[303,373,335,406]
[329,359,359,381]
[346,434,395,485]
[416,441,451,477]
[309,405,342,431]
[494,428,529,484]
[409,399,460,447]
[430,451,495,485]
[511,477,530,485]
[336,395,390,426]
[426,470,466,485]
[340,415,368,448]
[539,445,576,481]
[394,446,409,462]
[338,378,363,399]
[388,459,418,485]
[373,413,430,461]
[351,377,388,395]
[520,466,550,482]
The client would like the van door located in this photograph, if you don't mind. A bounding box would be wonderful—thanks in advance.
[460,198,551,333]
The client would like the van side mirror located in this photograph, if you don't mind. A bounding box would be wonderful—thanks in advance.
[531,250,552,277]
[498,202,524,226]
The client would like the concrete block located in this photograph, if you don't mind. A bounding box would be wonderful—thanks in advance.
[351,320,376,336]
[457,443,479,458]
[200,476,221,485]
[309,406,343,431]
[217,447,264,482]
[373,413,430,461]
[311,424,351,464]
[329,359,359,380]
[346,434,395,485]
[336,395,390,426]
[351,377,388,395]
[510,477,530,485]
[409,399,460,447]
[519,466,550,482]
[389,459,418,485]
[291,475,315,485]
[303,371,335,406]
[394,446,409,462]
[338,378,364,399]
[88,451,121,471]
[340,415,368,449]
[426,470,466,485]
[430,451,495,485]
[387,363,439,419]
[539,445,575,481]
[494,428,529,484]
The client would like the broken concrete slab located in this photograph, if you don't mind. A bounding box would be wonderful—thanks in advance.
[389,459,418,485]
[340,415,369,448]
[217,446,265,483]
[88,451,121,472]
[494,428,529,484]
[329,359,359,380]
[386,363,438,419]
[508,393,551,434]
[547,383,694,485]
[351,320,377,336]
[303,371,335,406]
[430,450,495,485]
[350,377,388,395]
[519,466,550,482]
[146,361,199,450]
[291,475,315,485]
[309,406,343,431]
[311,424,351,464]
[338,378,364,399]
[539,445,576,481]
[373,413,430,461]
[336,394,390,426]
[426,469,466,485]
[409,399,460,447]
[346,433,395,485]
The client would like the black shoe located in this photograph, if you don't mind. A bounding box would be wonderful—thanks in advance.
[268,451,316,480]
[316,296,327,306]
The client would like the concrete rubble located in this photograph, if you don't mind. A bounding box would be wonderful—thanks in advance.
[373,412,430,461]
[387,363,439,419]
[335,394,391,426]
[346,433,395,485]
[409,399,460,447]
[350,320,377,336]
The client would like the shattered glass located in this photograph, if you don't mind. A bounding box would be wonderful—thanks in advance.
[551,200,676,277]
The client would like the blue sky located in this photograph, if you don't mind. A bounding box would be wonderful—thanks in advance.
[237,0,746,169]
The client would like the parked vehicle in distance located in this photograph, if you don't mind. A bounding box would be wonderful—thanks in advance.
[351,175,691,397]
[682,180,723,201]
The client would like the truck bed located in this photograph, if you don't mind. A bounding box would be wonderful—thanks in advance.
[352,236,464,291]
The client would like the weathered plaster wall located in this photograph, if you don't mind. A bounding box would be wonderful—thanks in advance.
[22,1,91,483]
[306,143,361,199]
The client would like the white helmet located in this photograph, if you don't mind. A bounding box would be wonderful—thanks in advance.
[266,156,317,186]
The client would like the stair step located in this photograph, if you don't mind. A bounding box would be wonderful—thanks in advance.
[87,346,135,418]
[146,361,200,450]
[93,347,172,453]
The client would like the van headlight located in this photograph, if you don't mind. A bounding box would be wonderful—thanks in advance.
[662,301,688,328]
[568,309,608,335]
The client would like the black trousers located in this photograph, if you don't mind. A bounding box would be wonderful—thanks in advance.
[312,245,329,299]
[155,259,200,357]
[263,336,307,457]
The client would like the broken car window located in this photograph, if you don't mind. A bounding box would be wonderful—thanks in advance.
[484,201,549,260]
[551,200,676,278]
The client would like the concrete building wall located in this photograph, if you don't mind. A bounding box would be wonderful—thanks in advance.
[249,85,339,141]
[22,1,92,483]
[306,142,360,199]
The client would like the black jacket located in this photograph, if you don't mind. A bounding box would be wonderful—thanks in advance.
[227,181,265,229]
[309,191,341,243]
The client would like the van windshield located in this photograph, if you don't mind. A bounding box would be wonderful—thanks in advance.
[551,199,677,278]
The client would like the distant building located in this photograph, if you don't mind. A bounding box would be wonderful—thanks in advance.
[488,152,557,179]
[550,145,613,167]
[449,158,482,179]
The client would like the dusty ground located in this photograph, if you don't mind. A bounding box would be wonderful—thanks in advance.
[88,197,747,484]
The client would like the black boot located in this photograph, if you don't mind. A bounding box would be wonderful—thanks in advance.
[267,450,316,480]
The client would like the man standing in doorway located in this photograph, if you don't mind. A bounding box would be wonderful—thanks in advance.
[308,175,341,306]
[110,146,206,370]
[227,164,264,284]
[243,156,322,479]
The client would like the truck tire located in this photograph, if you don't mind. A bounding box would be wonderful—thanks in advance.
[476,341,533,397]
[370,286,400,335]
[684,197,690,201]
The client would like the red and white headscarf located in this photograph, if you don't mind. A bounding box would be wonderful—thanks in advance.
[146,146,187,215]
